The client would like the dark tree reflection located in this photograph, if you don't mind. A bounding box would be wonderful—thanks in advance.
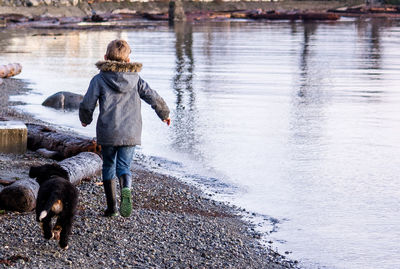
[289,22,326,164]
[171,22,201,156]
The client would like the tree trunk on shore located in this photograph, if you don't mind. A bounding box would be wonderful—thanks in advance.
[29,152,103,186]
[0,152,102,212]
[27,123,101,160]
[0,179,39,212]
[57,151,102,185]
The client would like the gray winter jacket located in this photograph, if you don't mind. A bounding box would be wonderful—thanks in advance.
[79,60,170,146]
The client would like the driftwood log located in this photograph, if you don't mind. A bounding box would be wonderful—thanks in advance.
[30,152,102,186]
[0,152,102,212]
[0,178,39,212]
[248,12,340,21]
[27,123,101,160]
[57,152,102,185]
[0,63,22,78]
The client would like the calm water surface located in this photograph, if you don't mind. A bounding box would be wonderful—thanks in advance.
[1,19,400,268]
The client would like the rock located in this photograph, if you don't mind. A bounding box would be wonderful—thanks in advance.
[26,0,41,7]
[42,91,83,110]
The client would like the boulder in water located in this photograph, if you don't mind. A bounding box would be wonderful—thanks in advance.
[42,91,84,110]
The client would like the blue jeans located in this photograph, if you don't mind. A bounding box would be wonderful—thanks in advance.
[101,145,136,181]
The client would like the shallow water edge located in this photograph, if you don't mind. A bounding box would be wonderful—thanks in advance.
[0,77,297,268]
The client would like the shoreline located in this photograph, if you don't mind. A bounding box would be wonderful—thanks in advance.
[0,0,372,29]
[0,78,296,267]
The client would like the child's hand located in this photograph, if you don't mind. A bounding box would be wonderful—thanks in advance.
[163,117,171,126]
[81,122,87,127]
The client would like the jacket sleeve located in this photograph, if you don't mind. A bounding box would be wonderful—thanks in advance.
[79,77,100,125]
[138,77,170,120]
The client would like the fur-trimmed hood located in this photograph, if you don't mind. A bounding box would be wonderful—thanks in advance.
[95,60,142,73]
[96,60,143,93]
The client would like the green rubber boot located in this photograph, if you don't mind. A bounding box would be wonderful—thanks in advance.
[119,174,132,217]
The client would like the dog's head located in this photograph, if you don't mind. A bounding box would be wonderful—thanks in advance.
[29,164,68,185]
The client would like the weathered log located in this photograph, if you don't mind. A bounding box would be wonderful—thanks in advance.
[1,14,29,23]
[27,123,101,160]
[5,64,16,78]
[143,13,169,21]
[249,11,340,21]
[42,91,83,110]
[57,152,102,185]
[0,179,39,212]
[0,63,22,78]
[12,63,22,76]
[301,13,340,21]
[0,65,9,78]
[30,152,102,186]
[0,152,101,212]
[231,11,249,19]
[248,11,301,20]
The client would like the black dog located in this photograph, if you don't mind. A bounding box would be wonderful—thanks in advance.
[29,164,79,249]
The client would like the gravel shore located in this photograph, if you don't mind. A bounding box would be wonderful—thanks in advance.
[0,78,297,268]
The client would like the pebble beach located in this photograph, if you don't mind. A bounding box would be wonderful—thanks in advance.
[0,78,296,268]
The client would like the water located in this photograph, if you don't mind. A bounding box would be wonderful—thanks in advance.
[1,19,400,268]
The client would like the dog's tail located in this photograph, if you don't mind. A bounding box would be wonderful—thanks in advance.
[38,193,59,221]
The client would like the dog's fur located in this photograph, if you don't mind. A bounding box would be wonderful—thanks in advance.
[29,164,79,249]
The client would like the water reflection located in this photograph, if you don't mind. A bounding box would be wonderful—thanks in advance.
[171,23,201,158]
[298,22,318,100]
[356,19,384,77]
[290,22,327,152]
[353,19,394,101]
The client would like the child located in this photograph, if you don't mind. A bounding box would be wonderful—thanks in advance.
[79,39,171,217]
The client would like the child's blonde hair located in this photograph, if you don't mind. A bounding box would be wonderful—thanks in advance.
[105,39,131,62]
